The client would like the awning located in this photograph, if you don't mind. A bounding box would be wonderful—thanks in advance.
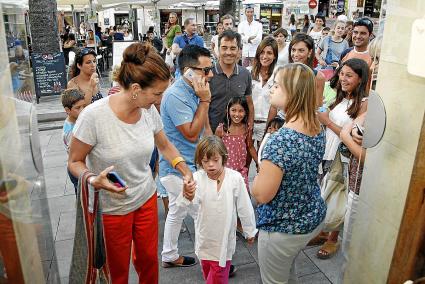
[56,0,90,5]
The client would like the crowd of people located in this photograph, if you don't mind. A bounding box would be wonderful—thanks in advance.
[60,6,381,284]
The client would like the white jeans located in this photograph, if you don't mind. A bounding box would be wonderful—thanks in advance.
[258,222,324,284]
[160,175,198,262]
[339,191,359,283]
[253,122,267,144]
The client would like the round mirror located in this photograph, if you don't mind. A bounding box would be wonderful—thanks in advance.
[363,91,387,148]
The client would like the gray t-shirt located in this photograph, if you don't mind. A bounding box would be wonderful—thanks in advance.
[73,97,163,215]
[209,63,252,132]
[318,36,349,63]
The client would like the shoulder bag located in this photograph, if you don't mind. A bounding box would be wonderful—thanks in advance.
[320,149,348,232]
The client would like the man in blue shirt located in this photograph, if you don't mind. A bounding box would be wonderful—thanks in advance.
[172,18,205,78]
[159,45,213,268]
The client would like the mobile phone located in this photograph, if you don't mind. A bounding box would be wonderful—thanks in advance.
[0,179,18,193]
[106,172,127,188]
[355,123,364,136]
[183,68,199,83]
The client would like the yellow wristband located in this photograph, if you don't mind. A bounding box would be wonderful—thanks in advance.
[171,157,185,169]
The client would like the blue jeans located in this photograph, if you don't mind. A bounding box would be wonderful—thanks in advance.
[67,168,78,196]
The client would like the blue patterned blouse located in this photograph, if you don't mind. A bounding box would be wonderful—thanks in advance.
[257,127,327,234]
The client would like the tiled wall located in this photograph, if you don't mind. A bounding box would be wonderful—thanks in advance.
[344,1,425,283]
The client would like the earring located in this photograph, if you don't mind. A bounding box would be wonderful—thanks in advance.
[132,93,138,100]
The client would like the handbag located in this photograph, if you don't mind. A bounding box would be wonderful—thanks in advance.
[320,149,348,232]
[69,171,110,284]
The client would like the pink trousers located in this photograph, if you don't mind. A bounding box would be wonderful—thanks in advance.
[201,259,231,284]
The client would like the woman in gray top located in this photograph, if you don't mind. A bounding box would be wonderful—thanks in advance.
[68,42,193,283]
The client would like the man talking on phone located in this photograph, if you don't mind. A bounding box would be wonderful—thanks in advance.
[159,45,213,268]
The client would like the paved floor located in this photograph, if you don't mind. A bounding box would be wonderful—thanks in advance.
[38,127,343,284]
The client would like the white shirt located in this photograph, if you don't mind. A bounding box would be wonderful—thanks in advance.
[309,28,323,49]
[258,132,271,164]
[176,168,257,267]
[323,98,352,161]
[250,71,274,121]
[276,44,290,67]
[124,33,133,40]
[211,34,219,58]
[238,20,263,58]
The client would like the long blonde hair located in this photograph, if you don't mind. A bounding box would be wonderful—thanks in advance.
[276,63,320,133]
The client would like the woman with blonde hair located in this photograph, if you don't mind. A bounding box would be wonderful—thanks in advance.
[252,63,326,283]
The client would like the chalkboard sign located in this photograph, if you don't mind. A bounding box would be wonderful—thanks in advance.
[31,52,67,103]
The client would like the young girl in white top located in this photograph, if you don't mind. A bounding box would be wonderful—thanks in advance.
[309,14,326,49]
[257,116,285,165]
[177,135,257,284]
[315,58,369,260]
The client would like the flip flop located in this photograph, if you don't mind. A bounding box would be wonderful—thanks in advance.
[317,241,340,259]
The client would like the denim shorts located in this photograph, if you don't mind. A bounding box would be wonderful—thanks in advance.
[156,177,168,198]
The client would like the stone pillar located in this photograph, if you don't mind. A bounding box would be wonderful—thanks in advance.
[344,0,425,282]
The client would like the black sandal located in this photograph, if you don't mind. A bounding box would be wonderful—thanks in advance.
[162,256,197,268]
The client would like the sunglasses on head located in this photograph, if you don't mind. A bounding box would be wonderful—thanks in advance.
[190,66,214,75]
[81,48,96,56]
[354,18,373,33]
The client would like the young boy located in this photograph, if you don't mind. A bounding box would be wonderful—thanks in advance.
[61,88,86,194]
[321,27,331,38]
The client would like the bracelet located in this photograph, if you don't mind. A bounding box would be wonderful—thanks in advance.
[200,100,211,103]
[171,156,185,169]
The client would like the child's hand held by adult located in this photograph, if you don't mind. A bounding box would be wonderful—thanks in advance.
[246,237,255,245]
[183,178,196,201]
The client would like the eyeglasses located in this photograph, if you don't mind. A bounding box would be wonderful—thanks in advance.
[189,66,214,75]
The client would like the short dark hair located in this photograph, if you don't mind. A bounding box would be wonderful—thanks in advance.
[315,14,326,27]
[178,45,211,73]
[266,116,285,132]
[61,88,85,109]
[245,5,255,11]
[218,29,242,49]
[273,27,288,38]
[354,17,373,34]
[220,14,234,24]
[184,18,195,27]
